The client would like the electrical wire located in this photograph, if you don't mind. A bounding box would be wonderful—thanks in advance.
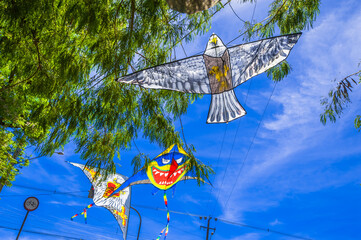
[133,204,313,240]
[1,184,89,198]
[0,225,85,240]
[217,218,313,240]
[1,184,313,240]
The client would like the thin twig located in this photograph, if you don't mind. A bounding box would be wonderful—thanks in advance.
[0,69,39,92]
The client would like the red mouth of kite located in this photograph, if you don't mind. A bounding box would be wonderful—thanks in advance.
[152,166,185,186]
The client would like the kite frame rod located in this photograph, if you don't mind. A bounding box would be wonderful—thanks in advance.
[130,206,142,240]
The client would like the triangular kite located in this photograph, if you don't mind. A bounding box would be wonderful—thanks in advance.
[69,162,131,240]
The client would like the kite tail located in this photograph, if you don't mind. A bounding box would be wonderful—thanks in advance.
[156,191,170,240]
[70,214,78,221]
[207,90,246,123]
[70,203,95,224]
[83,208,87,224]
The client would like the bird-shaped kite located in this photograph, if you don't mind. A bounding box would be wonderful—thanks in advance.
[117,33,301,123]
[69,162,131,240]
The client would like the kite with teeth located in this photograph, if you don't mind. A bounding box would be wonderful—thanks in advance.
[109,144,205,240]
[111,144,201,193]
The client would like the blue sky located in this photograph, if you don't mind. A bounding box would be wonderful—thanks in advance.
[1,0,361,239]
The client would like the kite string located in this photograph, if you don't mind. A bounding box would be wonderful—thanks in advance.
[251,0,258,24]
[122,3,231,154]
[204,123,228,210]
[222,82,278,210]
[209,0,259,216]
[209,77,254,216]
[229,2,246,23]
[156,191,170,240]
[226,0,293,46]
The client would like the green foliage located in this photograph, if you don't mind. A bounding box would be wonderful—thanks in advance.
[257,0,320,38]
[243,0,320,82]
[0,130,28,187]
[0,0,218,187]
[355,115,361,131]
[266,61,292,82]
[184,144,214,185]
[0,0,325,188]
[320,71,361,129]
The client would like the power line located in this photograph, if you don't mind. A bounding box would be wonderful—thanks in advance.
[133,204,202,218]
[1,184,89,198]
[217,218,313,240]
[134,204,313,240]
[2,184,313,240]
[0,223,144,240]
[0,225,84,240]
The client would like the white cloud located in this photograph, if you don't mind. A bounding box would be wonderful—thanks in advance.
[231,232,262,240]
[48,200,87,207]
[265,2,361,131]
[269,218,282,226]
[212,1,361,221]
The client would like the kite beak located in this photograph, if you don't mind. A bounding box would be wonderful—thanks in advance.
[168,158,179,178]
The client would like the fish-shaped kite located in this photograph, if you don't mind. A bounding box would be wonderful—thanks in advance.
[69,162,131,240]
[110,144,207,240]
[117,33,301,123]
[111,144,203,193]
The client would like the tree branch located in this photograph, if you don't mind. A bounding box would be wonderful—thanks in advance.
[31,30,42,69]
[0,68,39,92]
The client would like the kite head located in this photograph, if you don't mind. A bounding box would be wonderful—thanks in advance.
[146,144,190,190]
[204,33,227,57]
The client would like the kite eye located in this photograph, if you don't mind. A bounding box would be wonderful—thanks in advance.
[175,158,183,164]
[162,158,170,164]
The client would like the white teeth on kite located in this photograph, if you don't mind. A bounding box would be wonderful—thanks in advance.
[159,180,174,185]
[153,167,185,185]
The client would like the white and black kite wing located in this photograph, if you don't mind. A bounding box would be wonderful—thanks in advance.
[229,33,302,87]
[117,55,211,94]
[69,162,131,240]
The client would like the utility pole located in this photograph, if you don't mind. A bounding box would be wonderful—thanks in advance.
[200,216,217,240]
